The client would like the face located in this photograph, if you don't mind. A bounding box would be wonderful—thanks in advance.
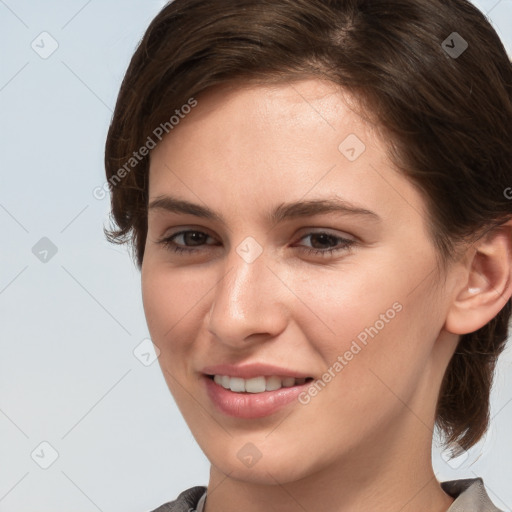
[141,79,458,484]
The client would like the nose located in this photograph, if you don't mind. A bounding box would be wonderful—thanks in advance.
[206,245,288,348]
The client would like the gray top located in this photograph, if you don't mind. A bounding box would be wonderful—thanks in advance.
[150,477,502,512]
[443,478,503,512]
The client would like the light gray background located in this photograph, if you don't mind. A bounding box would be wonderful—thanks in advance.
[1,1,511,511]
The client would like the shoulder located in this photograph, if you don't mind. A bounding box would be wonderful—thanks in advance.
[441,478,503,512]
[148,486,207,512]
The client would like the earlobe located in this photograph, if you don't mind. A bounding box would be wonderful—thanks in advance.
[444,222,512,335]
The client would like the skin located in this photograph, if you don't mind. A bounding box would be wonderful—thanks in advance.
[141,78,512,512]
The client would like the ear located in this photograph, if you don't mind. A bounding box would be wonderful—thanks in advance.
[444,220,512,335]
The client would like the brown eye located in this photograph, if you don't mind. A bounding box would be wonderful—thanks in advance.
[158,230,219,254]
[296,232,356,257]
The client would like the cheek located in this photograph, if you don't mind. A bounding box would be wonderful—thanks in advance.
[141,263,206,399]
[141,260,205,338]
[296,258,439,390]
[289,261,405,352]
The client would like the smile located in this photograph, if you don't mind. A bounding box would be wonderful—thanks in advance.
[203,374,315,419]
[210,374,312,393]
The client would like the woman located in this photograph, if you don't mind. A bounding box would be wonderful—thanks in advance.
[104,0,512,510]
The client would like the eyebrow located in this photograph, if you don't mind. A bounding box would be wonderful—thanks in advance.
[148,195,381,225]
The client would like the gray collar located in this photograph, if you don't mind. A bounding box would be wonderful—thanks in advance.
[443,478,502,511]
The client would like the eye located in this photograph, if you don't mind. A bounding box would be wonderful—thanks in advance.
[157,230,220,254]
[294,232,356,257]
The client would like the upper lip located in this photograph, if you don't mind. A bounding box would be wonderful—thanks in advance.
[202,363,313,379]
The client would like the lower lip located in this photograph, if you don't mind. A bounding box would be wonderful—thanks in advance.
[203,375,311,419]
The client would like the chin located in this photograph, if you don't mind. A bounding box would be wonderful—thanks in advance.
[205,442,318,485]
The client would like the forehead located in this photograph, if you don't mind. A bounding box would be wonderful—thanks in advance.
[149,79,382,174]
[163,78,372,136]
[147,78,429,227]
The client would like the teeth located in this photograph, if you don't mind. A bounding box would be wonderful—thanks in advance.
[212,375,308,393]
[265,375,282,391]
[245,376,266,393]
[282,377,296,387]
[230,377,245,393]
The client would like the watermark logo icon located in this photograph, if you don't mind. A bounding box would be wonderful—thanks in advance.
[441,441,469,469]
[32,237,58,263]
[236,237,263,263]
[31,32,59,59]
[133,338,160,366]
[442,32,468,59]
[237,442,263,468]
[31,441,59,469]
[338,134,366,162]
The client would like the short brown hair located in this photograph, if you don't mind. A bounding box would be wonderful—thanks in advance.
[104,0,512,452]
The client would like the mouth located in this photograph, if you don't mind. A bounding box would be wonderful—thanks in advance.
[206,374,314,393]
[203,373,315,418]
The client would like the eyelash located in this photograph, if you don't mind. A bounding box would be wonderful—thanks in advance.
[157,230,356,258]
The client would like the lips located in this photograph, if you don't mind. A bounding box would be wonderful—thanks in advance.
[201,363,314,418]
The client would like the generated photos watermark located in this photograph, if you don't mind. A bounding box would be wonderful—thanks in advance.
[92,97,198,200]
[298,301,403,405]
